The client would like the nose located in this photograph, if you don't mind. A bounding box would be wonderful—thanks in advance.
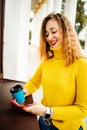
[47,33,53,41]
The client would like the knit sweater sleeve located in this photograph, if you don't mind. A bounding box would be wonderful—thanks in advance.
[23,61,44,94]
[52,58,87,121]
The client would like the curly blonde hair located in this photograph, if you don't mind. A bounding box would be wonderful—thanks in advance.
[39,12,83,66]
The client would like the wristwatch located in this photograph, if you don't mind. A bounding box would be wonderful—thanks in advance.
[45,107,51,118]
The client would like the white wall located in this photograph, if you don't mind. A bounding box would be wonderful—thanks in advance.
[3,0,30,81]
[3,0,20,80]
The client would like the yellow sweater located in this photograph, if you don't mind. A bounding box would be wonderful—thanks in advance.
[24,46,87,130]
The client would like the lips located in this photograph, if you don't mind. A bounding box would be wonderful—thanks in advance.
[51,40,57,46]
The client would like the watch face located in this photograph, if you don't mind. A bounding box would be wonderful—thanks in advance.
[45,113,50,118]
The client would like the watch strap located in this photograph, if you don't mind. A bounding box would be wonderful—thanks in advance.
[45,107,51,118]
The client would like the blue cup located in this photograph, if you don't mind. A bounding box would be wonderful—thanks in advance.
[10,84,25,104]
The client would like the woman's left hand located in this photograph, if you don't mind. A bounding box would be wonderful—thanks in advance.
[23,103,47,116]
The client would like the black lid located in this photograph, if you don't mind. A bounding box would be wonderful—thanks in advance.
[10,84,23,93]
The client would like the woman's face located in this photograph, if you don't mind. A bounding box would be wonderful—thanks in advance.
[45,18,63,48]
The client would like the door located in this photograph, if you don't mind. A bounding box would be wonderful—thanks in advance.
[0,0,5,79]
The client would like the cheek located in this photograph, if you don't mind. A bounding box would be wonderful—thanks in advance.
[58,32,63,40]
[46,38,50,44]
[55,31,59,38]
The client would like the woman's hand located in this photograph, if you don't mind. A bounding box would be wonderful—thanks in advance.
[23,103,47,116]
[23,88,29,97]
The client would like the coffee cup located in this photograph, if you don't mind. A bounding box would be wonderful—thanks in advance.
[10,84,25,104]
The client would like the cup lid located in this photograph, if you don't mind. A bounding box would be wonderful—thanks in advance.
[10,84,23,93]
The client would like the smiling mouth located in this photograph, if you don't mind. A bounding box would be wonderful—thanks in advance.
[51,41,57,46]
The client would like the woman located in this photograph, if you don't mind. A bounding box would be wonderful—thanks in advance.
[23,13,87,130]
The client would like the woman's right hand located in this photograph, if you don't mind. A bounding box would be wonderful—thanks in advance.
[23,88,29,97]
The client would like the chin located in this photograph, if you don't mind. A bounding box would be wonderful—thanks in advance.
[52,44,59,48]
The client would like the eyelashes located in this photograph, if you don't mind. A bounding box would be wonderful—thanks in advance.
[45,30,58,38]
